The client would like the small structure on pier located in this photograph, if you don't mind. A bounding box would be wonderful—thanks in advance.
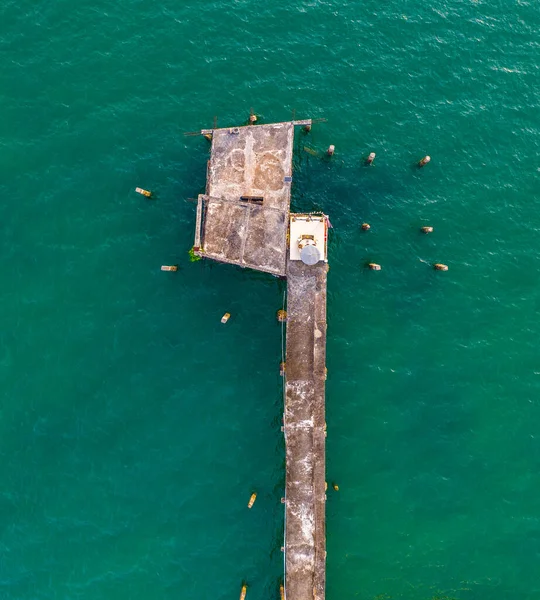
[289,214,328,265]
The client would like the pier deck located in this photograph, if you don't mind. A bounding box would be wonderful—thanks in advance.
[195,122,294,276]
[284,260,327,600]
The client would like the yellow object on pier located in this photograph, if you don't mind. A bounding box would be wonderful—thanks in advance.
[248,492,257,508]
[135,187,152,197]
[240,584,248,600]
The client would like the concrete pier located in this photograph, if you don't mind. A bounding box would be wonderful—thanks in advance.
[194,122,295,276]
[284,260,327,600]
[191,120,327,600]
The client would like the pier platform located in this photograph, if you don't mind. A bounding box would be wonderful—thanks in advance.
[284,260,327,600]
[194,122,295,276]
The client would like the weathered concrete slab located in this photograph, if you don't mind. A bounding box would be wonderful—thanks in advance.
[197,122,294,276]
[207,123,294,209]
[198,195,289,275]
[201,197,248,263]
[285,260,327,600]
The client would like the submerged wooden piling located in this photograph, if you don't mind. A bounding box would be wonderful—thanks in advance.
[239,584,248,600]
[135,187,152,197]
[434,263,448,271]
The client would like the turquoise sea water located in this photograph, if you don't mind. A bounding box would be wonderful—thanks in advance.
[3,0,540,598]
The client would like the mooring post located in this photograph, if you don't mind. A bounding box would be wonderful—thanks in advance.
[135,187,152,197]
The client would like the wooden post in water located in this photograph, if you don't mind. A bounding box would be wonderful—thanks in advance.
[239,584,247,600]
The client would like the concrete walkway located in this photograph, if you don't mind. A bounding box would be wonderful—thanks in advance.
[284,260,327,600]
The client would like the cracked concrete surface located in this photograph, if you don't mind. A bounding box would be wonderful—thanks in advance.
[285,260,327,600]
[198,122,294,275]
